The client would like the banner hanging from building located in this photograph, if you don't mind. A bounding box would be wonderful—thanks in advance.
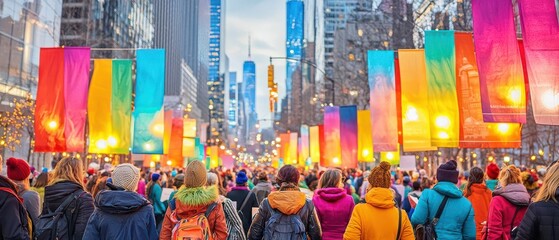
[340,106,358,168]
[425,31,459,147]
[472,0,526,123]
[367,50,398,151]
[300,125,310,165]
[289,132,298,165]
[455,32,521,148]
[518,0,559,125]
[322,106,342,167]
[63,48,90,152]
[398,50,436,152]
[309,126,320,163]
[357,110,373,162]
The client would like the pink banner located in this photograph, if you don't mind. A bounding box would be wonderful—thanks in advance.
[63,48,90,152]
[518,0,559,124]
[322,106,341,167]
[472,0,526,123]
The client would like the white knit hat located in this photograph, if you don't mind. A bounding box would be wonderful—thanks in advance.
[112,163,140,191]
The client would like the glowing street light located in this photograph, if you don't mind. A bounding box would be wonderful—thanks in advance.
[503,156,511,163]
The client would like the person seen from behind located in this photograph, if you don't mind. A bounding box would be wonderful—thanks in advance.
[485,163,500,191]
[485,165,529,240]
[41,157,94,240]
[226,170,259,235]
[248,164,322,240]
[0,156,32,240]
[411,160,476,240]
[7,157,41,223]
[344,161,414,240]
[516,161,559,239]
[83,163,157,239]
[147,172,166,232]
[463,167,492,240]
[313,169,354,240]
[251,171,273,205]
[207,172,246,240]
[160,160,227,240]
[33,169,49,202]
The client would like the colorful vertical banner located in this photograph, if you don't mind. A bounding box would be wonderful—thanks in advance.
[279,133,290,163]
[425,31,459,147]
[183,118,197,138]
[300,125,310,164]
[194,138,205,161]
[35,48,90,152]
[110,60,133,153]
[132,49,165,154]
[455,33,521,148]
[367,50,398,151]
[398,50,436,151]
[63,48,90,152]
[518,0,559,124]
[168,116,184,167]
[357,110,373,162]
[289,132,298,165]
[209,146,219,169]
[472,0,526,123]
[88,60,113,153]
[182,138,195,158]
[323,106,342,167]
[318,125,326,165]
[309,126,320,163]
[163,110,173,154]
[340,106,358,169]
[381,145,400,166]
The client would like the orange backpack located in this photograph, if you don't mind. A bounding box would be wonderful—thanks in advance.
[169,199,217,240]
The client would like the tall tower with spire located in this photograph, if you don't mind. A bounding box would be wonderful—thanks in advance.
[243,35,258,144]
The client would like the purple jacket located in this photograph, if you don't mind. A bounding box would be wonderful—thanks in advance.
[312,187,355,240]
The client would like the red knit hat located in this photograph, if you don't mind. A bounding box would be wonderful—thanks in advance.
[486,163,500,180]
[6,157,31,181]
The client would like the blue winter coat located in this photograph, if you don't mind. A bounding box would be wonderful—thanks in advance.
[411,181,476,240]
[83,190,158,240]
[149,183,166,216]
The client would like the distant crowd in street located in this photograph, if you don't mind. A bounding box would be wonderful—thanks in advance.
[1,154,559,240]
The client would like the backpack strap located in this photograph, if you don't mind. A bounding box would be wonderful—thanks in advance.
[205,202,218,218]
[432,196,449,226]
[396,207,402,240]
[0,187,23,204]
[510,206,521,230]
[239,191,254,212]
[54,190,82,215]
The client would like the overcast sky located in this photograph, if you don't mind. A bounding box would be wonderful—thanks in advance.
[226,0,286,128]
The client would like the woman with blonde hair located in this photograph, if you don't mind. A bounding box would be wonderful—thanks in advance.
[485,165,530,240]
[516,162,559,239]
[39,157,94,240]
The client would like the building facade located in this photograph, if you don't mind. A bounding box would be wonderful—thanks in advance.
[208,0,227,143]
[228,71,237,137]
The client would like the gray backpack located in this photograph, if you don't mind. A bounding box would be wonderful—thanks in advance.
[263,205,308,240]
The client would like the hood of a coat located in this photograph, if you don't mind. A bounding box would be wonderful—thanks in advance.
[365,188,395,209]
[493,183,531,206]
[0,175,17,191]
[95,190,149,214]
[433,181,463,198]
[315,187,347,202]
[174,185,219,218]
[45,180,83,202]
[470,183,490,193]
[268,190,307,215]
[255,182,272,188]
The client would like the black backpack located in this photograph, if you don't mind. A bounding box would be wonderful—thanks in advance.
[34,190,82,240]
[415,196,449,240]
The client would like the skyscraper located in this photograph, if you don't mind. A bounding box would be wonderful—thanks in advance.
[228,72,238,134]
[208,0,227,143]
[243,53,257,144]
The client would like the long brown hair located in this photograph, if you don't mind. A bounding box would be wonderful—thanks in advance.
[499,165,522,188]
[318,169,343,189]
[49,157,85,188]
[535,163,559,203]
[464,167,485,197]
[33,172,49,188]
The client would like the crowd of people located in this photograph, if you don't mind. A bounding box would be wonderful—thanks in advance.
[1,154,559,240]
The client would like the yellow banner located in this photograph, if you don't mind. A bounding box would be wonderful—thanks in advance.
[357,110,374,162]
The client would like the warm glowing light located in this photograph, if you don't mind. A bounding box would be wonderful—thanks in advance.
[435,116,450,128]
[143,143,153,151]
[437,151,442,156]
[275,137,281,142]
[333,157,340,164]
[149,161,155,168]
[107,136,118,147]
[539,149,544,156]
[508,88,522,105]
[76,154,81,159]
[96,140,108,150]
[472,153,477,158]
[166,160,172,166]
[48,120,57,129]
[405,106,419,121]
[423,157,428,162]
[386,152,394,160]
[362,149,370,157]
[152,124,164,134]
[530,155,536,161]
[104,157,110,162]
[62,152,68,157]
[497,124,510,134]
[438,132,449,139]
[234,138,239,142]
[488,156,495,161]
[503,156,511,163]
[220,145,225,150]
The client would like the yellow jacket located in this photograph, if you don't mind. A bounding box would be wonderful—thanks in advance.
[343,187,415,240]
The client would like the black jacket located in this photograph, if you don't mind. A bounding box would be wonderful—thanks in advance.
[226,187,259,235]
[83,190,158,240]
[516,188,559,240]
[0,176,31,240]
[42,180,94,240]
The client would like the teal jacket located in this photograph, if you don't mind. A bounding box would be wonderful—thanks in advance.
[485,179,498,191]
[411,182,476,240]
[149,184,166,215]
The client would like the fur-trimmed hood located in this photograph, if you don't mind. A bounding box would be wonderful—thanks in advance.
[173,185,219,219]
